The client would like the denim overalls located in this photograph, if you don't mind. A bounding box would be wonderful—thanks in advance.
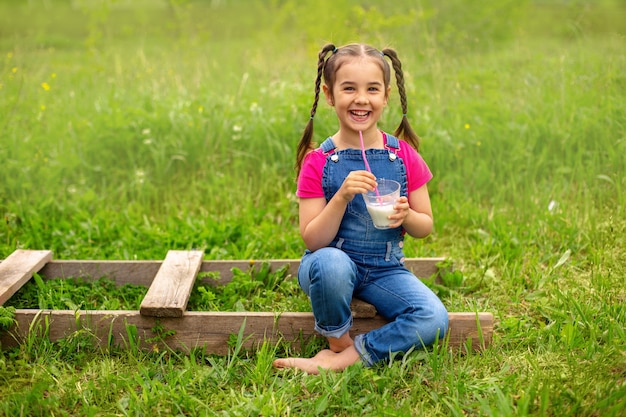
[298,133,449,367]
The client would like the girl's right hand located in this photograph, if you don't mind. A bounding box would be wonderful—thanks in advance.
[299,170,377,251]
[336,170,378,203]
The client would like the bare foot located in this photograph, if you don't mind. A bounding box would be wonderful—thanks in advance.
[272,346,360,375]
[328,333,354,353]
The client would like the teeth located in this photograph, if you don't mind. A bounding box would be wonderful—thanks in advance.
[351,110,369,117]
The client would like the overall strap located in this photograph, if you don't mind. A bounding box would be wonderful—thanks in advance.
[384,133,400,161]
[321,137,337,154]
[384,133,400,150]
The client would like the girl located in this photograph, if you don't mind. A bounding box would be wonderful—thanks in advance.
[273,43,448,374]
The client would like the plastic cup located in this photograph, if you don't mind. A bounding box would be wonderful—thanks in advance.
[363,179,401,229]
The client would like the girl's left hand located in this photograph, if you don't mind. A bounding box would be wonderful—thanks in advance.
[388,196,410,228]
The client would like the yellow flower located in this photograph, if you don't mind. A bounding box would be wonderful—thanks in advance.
[41,82,50,91]
[464,123,470,129]
[12,67,17,73]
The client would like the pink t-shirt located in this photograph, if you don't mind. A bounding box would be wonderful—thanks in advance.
[297,136,433,198]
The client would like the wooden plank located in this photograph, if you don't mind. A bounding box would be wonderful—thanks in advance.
[0,309,493,354]
[0,250,53,305]
[38,260,162,286]
[17,255,446,320]
[33,257,446,286]
[350,298,377,318]
[140,250,204,318]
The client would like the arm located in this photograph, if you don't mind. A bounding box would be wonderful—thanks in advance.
[300,170,377,251]
[387,183,433,238]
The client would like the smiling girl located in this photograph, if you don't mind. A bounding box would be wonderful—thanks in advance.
[273,43,448,374]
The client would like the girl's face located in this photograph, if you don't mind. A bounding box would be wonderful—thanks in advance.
[323,57,390,137]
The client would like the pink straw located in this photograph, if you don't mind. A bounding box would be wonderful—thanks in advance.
[359,131,380,198]
[359,131,373,173]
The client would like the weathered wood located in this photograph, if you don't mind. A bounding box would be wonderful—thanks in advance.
[33,257,446,285]
[349,298,377,318]
[0,309,493,354]
[0,250,53,305]
[140,250,203,318]
[0,251,493,353]
[39,260,162,286]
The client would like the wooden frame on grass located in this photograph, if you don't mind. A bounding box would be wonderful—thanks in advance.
[0,250,493,353]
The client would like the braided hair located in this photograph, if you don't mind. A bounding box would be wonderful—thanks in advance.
[295,43,420,177]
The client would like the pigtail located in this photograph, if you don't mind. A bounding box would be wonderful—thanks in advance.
[382,48,420,152]
[295,44,337,178]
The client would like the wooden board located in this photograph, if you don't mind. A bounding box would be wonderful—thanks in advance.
[0,250,52,305]
[0,309,493,354]
[140,250,204,318]
[349,298,377,318]
[32,257,446,286]
[39,260,162,287]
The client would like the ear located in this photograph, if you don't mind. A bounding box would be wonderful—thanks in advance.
[383,86,391,106]
[323,85,334,106]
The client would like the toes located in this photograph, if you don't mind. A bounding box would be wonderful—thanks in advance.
[272,358,295,369]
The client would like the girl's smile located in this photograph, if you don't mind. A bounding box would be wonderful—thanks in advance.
[349,109,371,122]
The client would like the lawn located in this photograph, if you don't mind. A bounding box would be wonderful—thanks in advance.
[0,0,625,415]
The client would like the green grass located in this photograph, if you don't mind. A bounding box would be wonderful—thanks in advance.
[3,274,147,310]
[1,0,625,415]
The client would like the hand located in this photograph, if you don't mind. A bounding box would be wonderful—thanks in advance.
[387,196,410,228]
[336,170,377,203]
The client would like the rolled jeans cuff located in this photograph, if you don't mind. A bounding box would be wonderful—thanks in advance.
[314,316,352,340]
[354,334,375,367]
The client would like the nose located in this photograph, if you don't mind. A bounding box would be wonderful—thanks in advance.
[354,89,369,104]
